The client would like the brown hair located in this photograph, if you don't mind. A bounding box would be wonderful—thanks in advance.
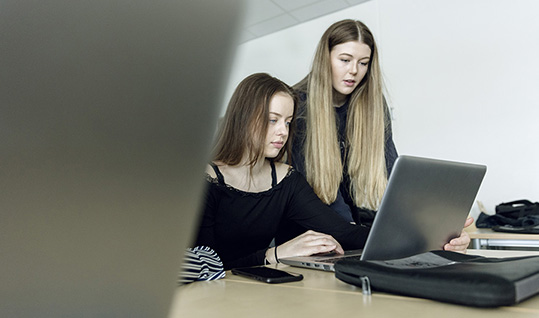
[213,73,297,167]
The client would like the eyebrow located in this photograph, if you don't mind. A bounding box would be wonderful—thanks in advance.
[269,112,293,119]
[338,53,370,60]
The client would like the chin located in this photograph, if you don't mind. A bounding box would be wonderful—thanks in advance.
[342,88,356,95]
[265,150,282,159]
[336,89,352,97]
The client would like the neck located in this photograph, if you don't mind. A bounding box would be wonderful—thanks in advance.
[237,156,267,175]
[332,91,348,107]
[225,157,271,192]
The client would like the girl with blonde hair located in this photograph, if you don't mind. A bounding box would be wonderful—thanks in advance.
[290,19,396,225]
[278,19,472,250]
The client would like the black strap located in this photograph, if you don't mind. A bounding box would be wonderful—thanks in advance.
[209,163,225,185]
[270,160,277,187]
[496,200,539,218]
[211,161,277,188]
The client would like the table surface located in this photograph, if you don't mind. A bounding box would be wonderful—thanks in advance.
[465,223,539,240]
[170,249,539,318]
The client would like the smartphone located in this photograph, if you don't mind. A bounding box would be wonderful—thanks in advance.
[231,266,303,284]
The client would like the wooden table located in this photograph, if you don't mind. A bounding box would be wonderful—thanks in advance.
[170,249,539,318]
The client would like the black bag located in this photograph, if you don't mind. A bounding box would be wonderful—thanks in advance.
[496,200,539,219]
[476,199,539,234]
[335,251,539,307]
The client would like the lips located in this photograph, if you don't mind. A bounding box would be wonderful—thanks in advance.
[271,141,284,149]
[343,79,356,87]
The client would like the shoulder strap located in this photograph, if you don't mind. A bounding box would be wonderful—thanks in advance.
[269,160,277,187]
[209,163,225,185]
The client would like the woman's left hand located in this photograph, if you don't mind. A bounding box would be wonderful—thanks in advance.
[443,216,474,253]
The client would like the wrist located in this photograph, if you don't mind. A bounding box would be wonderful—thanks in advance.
[274,245,280,263]
[265,247,278,264]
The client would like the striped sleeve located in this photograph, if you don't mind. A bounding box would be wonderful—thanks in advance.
[178,246,225,285]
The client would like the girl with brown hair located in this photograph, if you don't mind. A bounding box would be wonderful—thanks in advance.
[194,73,369,270]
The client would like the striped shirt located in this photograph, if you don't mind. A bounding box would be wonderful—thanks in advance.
[178,246,225,285]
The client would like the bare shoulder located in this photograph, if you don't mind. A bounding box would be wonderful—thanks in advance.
[205,164,216,178]
[273,162,292,182]
[205,161,223,178]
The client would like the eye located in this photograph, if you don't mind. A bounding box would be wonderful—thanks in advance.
[269,119,277,124]
[340,59,350,63]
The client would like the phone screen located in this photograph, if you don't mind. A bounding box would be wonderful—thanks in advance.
[231,266,303,284]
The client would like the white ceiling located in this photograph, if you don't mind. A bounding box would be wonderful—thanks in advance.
[239,0,371,43]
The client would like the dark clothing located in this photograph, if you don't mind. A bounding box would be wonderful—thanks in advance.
[194,162,370,270]
[290,92,398,225]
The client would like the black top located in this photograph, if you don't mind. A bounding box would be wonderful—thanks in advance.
[290,92,399,224]
[194,162,370,270]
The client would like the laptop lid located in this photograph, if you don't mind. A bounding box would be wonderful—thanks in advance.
[0,1,243,317]
[280,155,486,270]
[360,155,486,260]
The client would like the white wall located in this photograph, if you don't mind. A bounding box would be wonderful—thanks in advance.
[226,0,539,217]
[225,1,382,98]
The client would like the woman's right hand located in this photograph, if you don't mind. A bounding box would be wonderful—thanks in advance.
[267,230,344,264]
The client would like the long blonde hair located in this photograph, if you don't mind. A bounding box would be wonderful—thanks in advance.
[298,19,388,210]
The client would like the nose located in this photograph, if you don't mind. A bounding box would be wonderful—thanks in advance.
[349,62,358,75]
[276,121,288,137]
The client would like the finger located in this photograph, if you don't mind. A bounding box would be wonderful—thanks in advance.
[317,239,344,254]
[449,237,469,248]
[311,240,344,255]
[444,241,465,250]
[448,242,467,251]
[302,236,339,249]
[305,234,342,248]
[444,242,467,254]
[301,236,344,254]
[451,231,470,245]
[332,244,344,254]
[309,244,340,255]
[295,231,344,254]
[464,216,474,228]
[443,243,454,251]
